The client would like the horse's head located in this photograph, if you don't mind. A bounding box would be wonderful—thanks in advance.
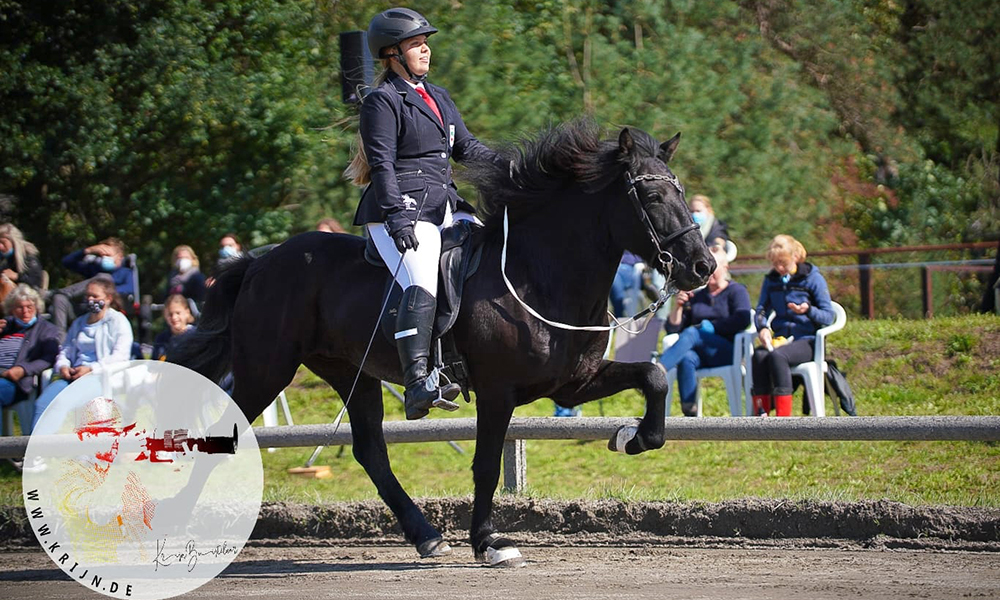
[612,127,715,291]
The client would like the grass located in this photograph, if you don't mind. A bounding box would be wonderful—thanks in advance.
[2,314,998,508]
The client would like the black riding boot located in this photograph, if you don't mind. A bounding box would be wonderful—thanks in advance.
[396,286,461,420]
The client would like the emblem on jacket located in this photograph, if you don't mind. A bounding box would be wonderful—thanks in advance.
[402,194,418,210]
[449,124,455,148]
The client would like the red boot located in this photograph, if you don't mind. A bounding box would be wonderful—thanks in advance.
[751,394,772,417]
[774,394,793,417]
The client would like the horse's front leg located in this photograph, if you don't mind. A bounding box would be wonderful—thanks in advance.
[470,386,525,567]
[551,359,668,454]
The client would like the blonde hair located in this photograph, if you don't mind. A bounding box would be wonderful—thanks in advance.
[0,223,39,275]
[689,194,714,214]
[163,294,195,324]
[344,62,394,187]
[766,234,807,265]
[171,244,200,269]
[4,283,44,314]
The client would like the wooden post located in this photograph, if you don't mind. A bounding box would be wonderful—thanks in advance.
[502,439,526,494]
[858,253,874,319]
[921,266,934,319]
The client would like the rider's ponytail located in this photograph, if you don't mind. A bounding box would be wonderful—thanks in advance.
[344,62,393,187]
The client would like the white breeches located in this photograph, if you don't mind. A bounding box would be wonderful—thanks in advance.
[367,206,478,297]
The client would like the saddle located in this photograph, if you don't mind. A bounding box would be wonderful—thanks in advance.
[363,220,484,398]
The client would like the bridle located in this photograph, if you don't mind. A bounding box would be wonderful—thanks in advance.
[498,167,700,334]
[624,169,700,281]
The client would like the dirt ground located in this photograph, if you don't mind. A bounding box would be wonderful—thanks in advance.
[2,543,999,600]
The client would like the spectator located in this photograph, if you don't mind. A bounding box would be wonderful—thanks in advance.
[207,233,244,289]
[658,246,751,416]
[609,251,646,318]
[689,194,729,248]
[50,237,134,338]
[0,223,45,296]
[0,285,60,413]
[750,235,835,417]
[151,294,195,361]
[165,245,206,303]
[316,218,347,233]
[33,274,133,432]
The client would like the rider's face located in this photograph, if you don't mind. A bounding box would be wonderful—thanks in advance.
[397,35,430,78]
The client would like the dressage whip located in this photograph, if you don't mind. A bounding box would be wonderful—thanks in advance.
[303,192,431,469]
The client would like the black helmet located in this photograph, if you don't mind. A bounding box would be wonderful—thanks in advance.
[367,8,438,59]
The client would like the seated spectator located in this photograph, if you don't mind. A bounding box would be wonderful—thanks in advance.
[33,275,133,433]
[0,285,60,411]
[316,218,347,233]
[50,237,134,338]
[152,294,195,361]
[751,235,835,417]
[689,194,729,248]
[0,224,45,297]
[165,244,206,303]
[658,246,751,416]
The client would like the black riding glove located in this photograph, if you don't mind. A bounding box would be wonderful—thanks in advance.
[391,224,419,253]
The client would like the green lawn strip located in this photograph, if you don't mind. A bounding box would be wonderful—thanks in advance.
[1,315,997,508]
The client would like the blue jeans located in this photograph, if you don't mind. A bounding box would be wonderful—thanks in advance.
[658,326,734,407]
[610,263,643,317]
[32,379,70,432]
[0,378,18,408]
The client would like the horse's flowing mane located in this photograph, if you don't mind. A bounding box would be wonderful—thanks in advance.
[463,119,661,230]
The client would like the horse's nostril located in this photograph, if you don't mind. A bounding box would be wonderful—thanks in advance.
[695,260,713,279]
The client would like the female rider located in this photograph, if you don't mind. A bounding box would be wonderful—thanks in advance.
[346,8,507,420]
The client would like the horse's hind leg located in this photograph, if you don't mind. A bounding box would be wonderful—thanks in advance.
[305,358,450,558]
[551,359,668,455]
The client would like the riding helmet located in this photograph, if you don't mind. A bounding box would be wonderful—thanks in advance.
[366,8,438,58]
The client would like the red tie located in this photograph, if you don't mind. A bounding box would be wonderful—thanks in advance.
[414,86,443,125]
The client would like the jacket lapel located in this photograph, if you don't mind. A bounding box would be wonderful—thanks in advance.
[390,72,446,134]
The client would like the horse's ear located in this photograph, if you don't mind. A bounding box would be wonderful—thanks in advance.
[658,132,681,163]
[618,128,635,156]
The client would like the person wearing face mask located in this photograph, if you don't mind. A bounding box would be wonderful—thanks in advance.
[207,233,244,288]
[688,195,729,249]
[0,285,60,418]
[657,246,751,416]
[344,8,507,420]
[751,235,835,417]
[0,224,45,298]
[151,294,195,360]
[31,274,133,433]
[165,245,206,303]
[50,237,135,340]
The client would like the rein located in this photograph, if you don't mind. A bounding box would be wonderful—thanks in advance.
[499,170,699,333]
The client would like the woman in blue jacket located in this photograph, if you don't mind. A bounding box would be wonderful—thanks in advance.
[345,8,506,420]
[751,235,835,416]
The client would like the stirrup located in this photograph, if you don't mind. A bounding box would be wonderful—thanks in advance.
[426,368,460,411]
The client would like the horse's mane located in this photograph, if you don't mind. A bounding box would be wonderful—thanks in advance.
[463,119,661,230]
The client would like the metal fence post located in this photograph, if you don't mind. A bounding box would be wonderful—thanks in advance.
[858,252,874,319]
[502,439,526,494]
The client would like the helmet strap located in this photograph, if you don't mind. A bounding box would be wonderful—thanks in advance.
[391,44,428,83]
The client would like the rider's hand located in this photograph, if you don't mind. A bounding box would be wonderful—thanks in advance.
[391,224,419,253]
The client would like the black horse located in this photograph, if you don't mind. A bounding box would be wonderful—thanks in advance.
[172,121,714,566]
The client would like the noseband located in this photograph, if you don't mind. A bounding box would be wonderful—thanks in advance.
[624,171,699,278]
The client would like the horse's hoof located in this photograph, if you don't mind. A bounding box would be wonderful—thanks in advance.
[607,425,638,453]
[474,534,526,568]
[417,537,452,558]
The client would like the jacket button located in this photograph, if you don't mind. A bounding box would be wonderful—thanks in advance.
[440,152,447,158]
[441,137,446,143]
[442,183,447,189]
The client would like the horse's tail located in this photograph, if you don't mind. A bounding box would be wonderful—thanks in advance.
[169,255,253,384]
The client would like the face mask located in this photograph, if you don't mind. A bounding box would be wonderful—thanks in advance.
[0,248,12,258]
[691,211,706,225]
[14,316,37,328]
[87,299,106,314]
[177,258,193,272]
[100,256,117,272]
[219,246,237,259]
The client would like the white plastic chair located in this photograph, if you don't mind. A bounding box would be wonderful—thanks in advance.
[789,302,847,417]
[660,312,755,417]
